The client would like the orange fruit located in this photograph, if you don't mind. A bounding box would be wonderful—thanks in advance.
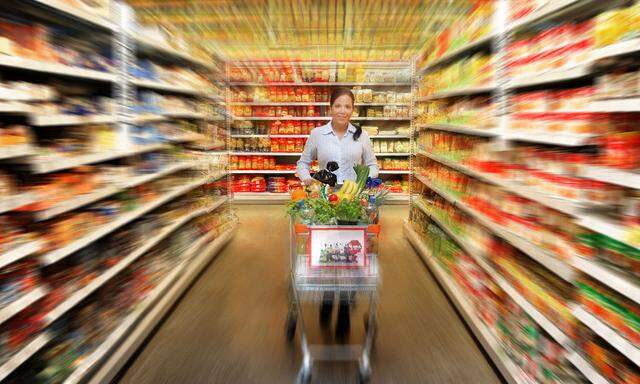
[291,189,307,201]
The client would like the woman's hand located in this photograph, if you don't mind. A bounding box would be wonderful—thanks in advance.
[302,178,314,186]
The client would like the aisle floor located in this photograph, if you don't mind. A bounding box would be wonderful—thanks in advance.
[116,205,502,384]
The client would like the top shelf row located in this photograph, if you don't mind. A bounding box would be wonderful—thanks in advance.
[418,0,609,74]
[17,0,218,71]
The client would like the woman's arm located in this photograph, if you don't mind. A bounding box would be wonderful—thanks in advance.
[297,133,317,184]
[362,133,379,178]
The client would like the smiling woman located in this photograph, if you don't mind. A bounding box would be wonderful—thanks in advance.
[296,87,379,186]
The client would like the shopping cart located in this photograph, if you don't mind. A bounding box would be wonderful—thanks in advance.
[285,219,380,384]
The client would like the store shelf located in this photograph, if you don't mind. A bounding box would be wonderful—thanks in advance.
[162,111,205,119]
[379,170,410,174]
[376,153,411,157]
[0,332,52,382]
[372,135,411,139]
[577,214,638,253]
[0,287,47,325]
[40,173,225,265]
[230,134,308,138]
[413,172,575,282]
[43,198,228,326]
[412,198,572,348]
[420,85,495,100]
[60,265,184,384]
[502,131,595,147]
[574,306,640,367]
[496,274,571,346]
[352,117,411,121]
[418,33,494,74]
[230,134,409,139]
[573,256,640,305]
[27,0,116,31]
[506,0,587,32]
[580,165,640,189]
[0,145,36,160]
[404,222,533,384]
[29,114,117,127]
[0,193,36,215]
[229,82,411,87]
[25,143,167,174]
[132,34,217,71]
[132,79,202,96]
[168,134,204,143]
[0,241,42,271]
[133,115,167,124]
[590,38,640,62]
[508,64,592,89]
[35,185,121,222]
[0,56,116,82]
[230,151,301,156]
[228,102,410,106]
[233,192,291,203]
[231,170,296,174]
[77,224,237,384]
[0,102,32,114]
[420,124,500,137]
[566,352,612,384]
[123,162,196,189]
[232,116,331,121]
[34,162,195,222]
[419,150,587,218]
[589,97,640,112]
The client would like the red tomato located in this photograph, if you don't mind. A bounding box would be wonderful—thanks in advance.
[328,194,339,203]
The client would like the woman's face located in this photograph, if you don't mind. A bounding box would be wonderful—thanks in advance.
[330,94,354,126]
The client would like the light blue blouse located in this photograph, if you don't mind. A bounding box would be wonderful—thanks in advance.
[296,121,379,184]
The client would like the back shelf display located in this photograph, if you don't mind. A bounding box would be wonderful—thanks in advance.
[231,105,410,119]
[229,65,411,84]
[232,174,408,195]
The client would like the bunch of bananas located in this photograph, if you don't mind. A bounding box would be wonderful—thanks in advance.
[334,180,359,201]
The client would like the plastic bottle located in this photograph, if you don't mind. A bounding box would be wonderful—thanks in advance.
[365,196,378,224]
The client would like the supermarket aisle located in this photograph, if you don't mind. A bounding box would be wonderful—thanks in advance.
[116,205,501,384]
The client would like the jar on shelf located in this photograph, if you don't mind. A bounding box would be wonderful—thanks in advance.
[286,138,295,152]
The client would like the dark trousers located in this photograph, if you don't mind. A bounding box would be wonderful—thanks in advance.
[319,291,351,340]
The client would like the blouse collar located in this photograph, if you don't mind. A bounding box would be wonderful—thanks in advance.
[321,121,357,135]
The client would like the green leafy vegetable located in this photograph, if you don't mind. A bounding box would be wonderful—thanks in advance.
[334,199,367,223]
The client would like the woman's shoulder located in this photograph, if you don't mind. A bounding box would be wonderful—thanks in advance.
[310,125,329,137]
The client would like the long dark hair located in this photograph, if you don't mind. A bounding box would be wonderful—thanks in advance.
[329,87,362,141]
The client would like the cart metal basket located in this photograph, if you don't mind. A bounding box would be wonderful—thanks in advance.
[285,219,380,384]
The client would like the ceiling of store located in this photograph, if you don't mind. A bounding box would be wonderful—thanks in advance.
[127,0,475,62]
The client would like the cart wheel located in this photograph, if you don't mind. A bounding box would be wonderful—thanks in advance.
[357,369,371,384]
[297,369,311,384]
[285,312,297,342]
[364,315,377,334]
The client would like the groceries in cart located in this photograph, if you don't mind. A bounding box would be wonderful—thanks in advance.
[288,162,389,225]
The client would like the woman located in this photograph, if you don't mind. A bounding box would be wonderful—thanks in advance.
[296,88,378,186]
[296,88,378,341]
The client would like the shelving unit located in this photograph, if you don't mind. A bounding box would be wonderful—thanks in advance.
[410,2,640,384]
[0,1,233,383]
[228,61,412,203]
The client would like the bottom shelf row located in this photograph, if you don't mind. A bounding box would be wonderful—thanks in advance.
[0,205,237,384]
[404,209,637,384]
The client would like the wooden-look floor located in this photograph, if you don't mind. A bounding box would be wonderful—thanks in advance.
[116,205,501,384]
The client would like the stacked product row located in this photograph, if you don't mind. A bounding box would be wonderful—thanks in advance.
[228,62,413,203]
[410,2,640,384]
[0,2,232,384]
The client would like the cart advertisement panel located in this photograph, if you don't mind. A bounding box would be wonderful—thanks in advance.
[308,226,368,268]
